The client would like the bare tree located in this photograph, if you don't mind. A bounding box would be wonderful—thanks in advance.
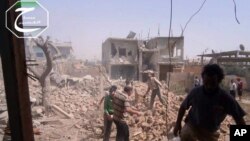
[27,36,60,111]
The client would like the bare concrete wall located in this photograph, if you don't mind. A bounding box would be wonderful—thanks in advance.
[110,65,137,80]
[102,40,111,68]
[102,38,138,76]
[110,40,138,63]
[169,72,195,92]
[147,37,184,62]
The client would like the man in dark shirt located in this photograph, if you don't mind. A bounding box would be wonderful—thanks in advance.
[174,64,246,141]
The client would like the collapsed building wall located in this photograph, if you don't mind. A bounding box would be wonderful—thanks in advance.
[110,65,137,79]
[141,37,184,81]
[102,38,138,80]
[102,36,184,81]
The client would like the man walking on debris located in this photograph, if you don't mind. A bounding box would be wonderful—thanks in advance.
[174,64,246,141]
[102,85,117,141]
[144,70,166,109]
[113,86,141,141]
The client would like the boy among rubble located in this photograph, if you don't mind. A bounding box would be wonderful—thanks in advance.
[144,70,166,109]
[112,86,141,141]
[101,85,117,141]
[174,64,246,141]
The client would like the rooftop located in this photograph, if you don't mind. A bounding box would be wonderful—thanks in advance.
[198,50,250,57]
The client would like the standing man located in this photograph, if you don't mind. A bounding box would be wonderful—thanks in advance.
[125,79,132,87]
[236,78,243,101]
[102,85,117,141]
[229,79,237,98]
[174,64,246,141]
[144,70,166,109]
[112,86,141,141]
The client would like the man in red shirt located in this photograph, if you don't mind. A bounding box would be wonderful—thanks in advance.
[236,78,243,101]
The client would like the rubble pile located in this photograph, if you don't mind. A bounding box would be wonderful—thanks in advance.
[27,78,233,141]
[0,75,233,141]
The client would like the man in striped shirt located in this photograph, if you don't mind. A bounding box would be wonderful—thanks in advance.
[112,86,141,141]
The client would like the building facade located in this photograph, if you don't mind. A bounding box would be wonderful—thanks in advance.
[102,36,184,81]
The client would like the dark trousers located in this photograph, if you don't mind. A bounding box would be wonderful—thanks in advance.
[229,90,236,98]
[237,89,243,96]
[114,120,129,141]
[103,115,113,141]
[150,88,166,109]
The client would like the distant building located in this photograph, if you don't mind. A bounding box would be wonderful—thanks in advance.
[102,38,138,80]
[53,41,74,59]
[26,39,74,60]
[198,50,250,66]
[102,36,184,81]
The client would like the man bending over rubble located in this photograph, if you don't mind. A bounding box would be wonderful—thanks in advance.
[174,64,246,141]
[144,70,166,109]
[113,86,141,141]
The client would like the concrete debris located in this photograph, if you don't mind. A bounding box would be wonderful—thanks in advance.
[83,75,94,80]
[51,105,74,119]
[0,67,234,141]
[30,96,37,103]
[32,106,45,117]
[0,111,8,121]
[25,78,234,141]
[0,111,8,131]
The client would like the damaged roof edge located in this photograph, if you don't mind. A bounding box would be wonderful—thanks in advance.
[104,37,138,42]
[198,50,250,57]
[150,36,184,40]
[104,36,184,43]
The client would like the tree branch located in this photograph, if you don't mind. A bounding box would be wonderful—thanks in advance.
[232,0,240,24]
[181,0,207,36]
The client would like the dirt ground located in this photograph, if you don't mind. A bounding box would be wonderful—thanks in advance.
[238,91,250,124]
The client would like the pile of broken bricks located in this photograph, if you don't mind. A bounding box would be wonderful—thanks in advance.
[27,79,233,141]
[0,78,233,141]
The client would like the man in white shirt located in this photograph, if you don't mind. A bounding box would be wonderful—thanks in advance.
[229,79,237,98]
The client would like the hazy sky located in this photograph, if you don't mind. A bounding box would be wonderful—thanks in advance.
[35,0,250,60]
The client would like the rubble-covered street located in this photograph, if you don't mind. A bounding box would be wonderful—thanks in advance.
[1,1,250,140]
[4,72,231,141]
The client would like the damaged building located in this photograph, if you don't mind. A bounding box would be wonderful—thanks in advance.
[25,39,74,60]
[102,35,184,81]
[102,38,139,80]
